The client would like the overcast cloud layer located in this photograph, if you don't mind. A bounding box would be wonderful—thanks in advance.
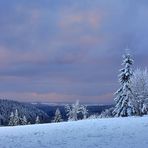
[0,0,148,103]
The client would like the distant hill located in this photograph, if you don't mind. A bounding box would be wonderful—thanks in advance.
[0,99,49,125]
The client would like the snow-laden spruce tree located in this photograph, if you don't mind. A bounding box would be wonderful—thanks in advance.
[35,116,40,124]
[21,115,28,125]
[8,112,15,126]
[8,109,23,126]
[13,109,20,126]
[113,50,137,117]
[65,100,82,121]
[131,69,148,115]
[53,108,63,123]
[81,105,88,119]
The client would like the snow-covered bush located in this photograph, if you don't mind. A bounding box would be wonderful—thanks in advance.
[88,114,100,119]
[100,108,114,118]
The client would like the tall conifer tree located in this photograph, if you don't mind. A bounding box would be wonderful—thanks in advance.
[113,50,137,117]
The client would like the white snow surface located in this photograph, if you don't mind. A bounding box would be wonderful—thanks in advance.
[0,116,148,148]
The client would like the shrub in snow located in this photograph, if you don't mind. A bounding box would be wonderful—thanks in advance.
[53,108,63,123]
[88,114,100,119]
[131,69,148,115]
[113,50,137,117]
[100,108,114,118]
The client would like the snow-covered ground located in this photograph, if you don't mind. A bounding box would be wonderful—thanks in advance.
[0,116,148,148]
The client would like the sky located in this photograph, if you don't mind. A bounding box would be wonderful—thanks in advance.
[0,0,148,104]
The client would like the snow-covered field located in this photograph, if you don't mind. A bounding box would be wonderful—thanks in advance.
[0,116,148,148]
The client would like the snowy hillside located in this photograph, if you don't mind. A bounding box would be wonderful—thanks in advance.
[0,99,49,125]
[0,117,148,148]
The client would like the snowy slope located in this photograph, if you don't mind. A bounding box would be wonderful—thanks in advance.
[0,116,148,148]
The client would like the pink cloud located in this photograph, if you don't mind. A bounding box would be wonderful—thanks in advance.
[0,46,13,68]
[29,9,42,25]
[59,8,104,32]
[15,4,42,25]
[0,46,49,67]
[79,35,104,47]
[0,91,114,103]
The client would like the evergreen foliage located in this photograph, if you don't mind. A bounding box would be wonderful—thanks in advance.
[35,116,40,124]
[53,108,63,123]
[113,50,137,117]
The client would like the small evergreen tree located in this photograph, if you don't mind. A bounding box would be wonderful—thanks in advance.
[81,105,88,119]
[65,104,73,121]
[35,116,40,124]
[53,108,63,123]
[65,100,82,121]
[21,115,28,125]
[113,50,137,117]
[8,112,15,126]
[142,104,148,114]
[14,109,20,126]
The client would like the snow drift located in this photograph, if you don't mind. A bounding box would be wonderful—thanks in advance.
[0,116,148,148]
